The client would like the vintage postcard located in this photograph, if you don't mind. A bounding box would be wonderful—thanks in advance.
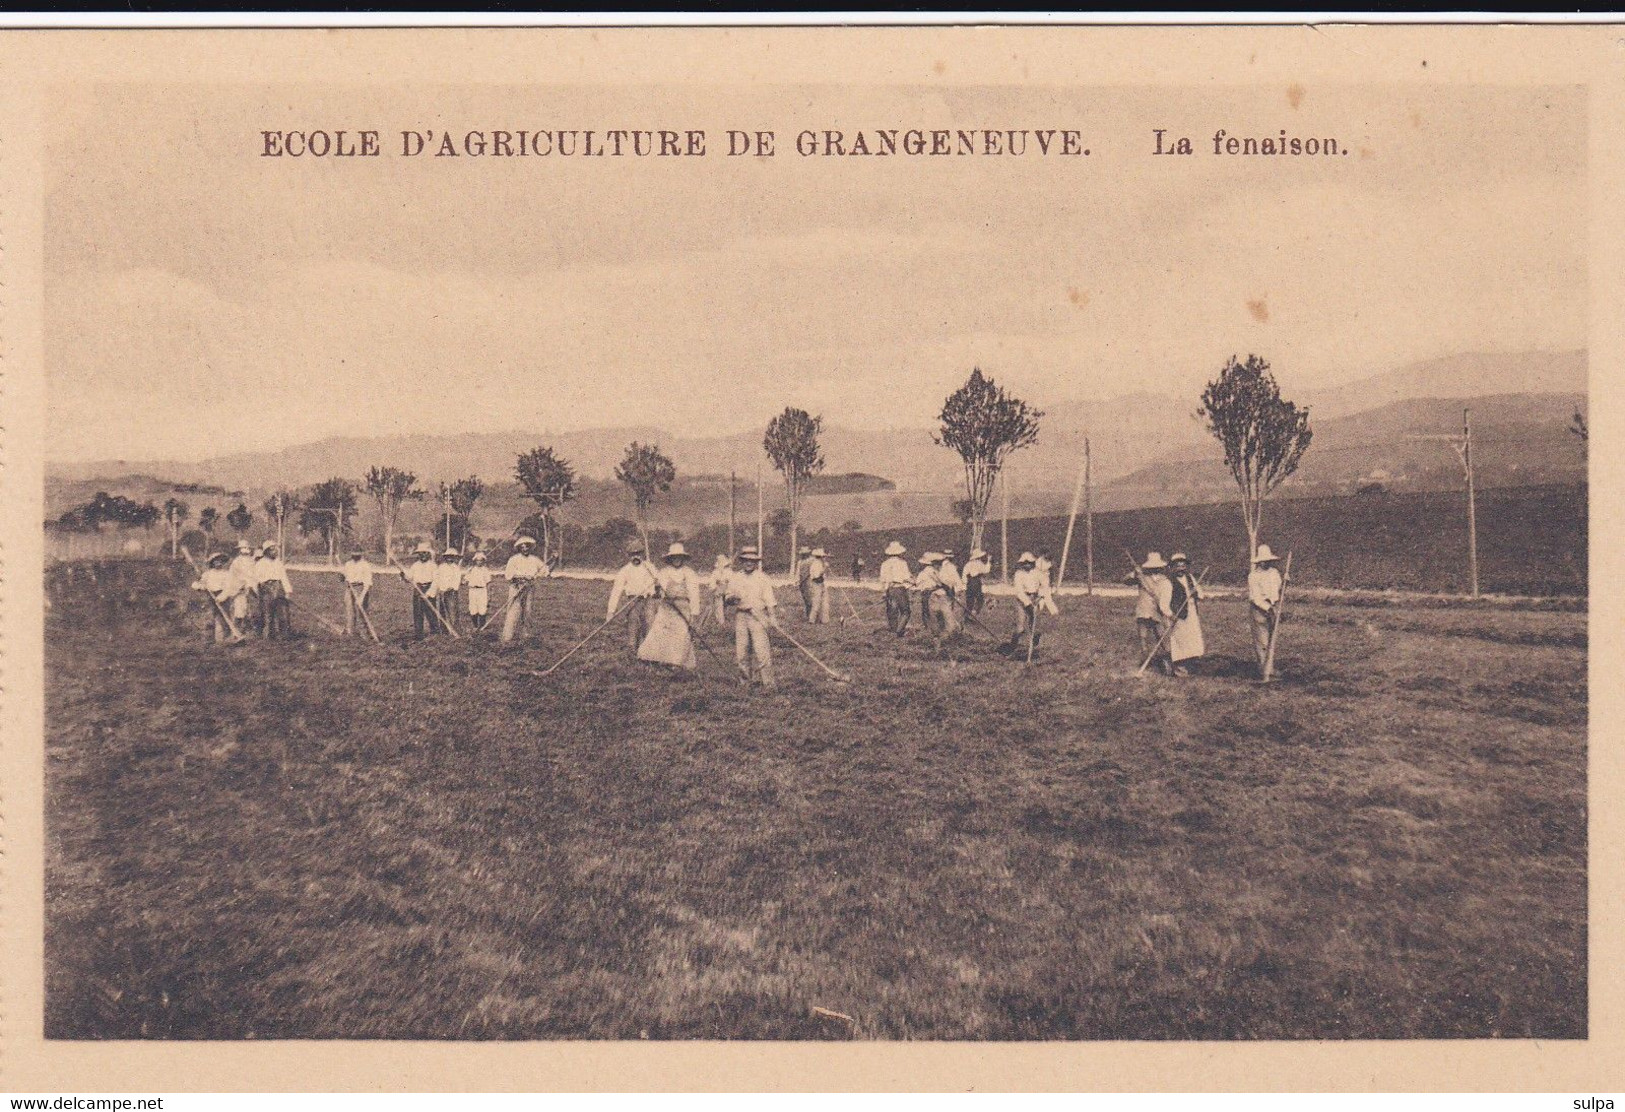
[1,24,1620,1092]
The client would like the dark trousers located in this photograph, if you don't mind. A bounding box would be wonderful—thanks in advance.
[965,577,985,615]
[413,592,436,638]
[439,590,461,633]
[885,585,911,636]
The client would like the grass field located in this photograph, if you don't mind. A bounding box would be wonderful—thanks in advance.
[45,564,1586,1039]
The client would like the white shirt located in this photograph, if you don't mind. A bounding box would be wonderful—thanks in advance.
[806,557,827,582]
[607,560,659,616]
[915,565,942,593]
[938,561,963,592]
[1011,567,1045,605]
[1249,566,1284,610]
[657,564,704,609]
[228,554,257,595]
[408,558,437,589]
[963,557,991,579]
[464,566,492,592]
[731,568,777,614]
[193,567,232,599]
[878,556,913,588]
[433,562,464,595]
[254,557,292,595]
[342,559,375,588]
[504,552,548,580]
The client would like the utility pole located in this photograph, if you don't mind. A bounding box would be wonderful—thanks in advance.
[756,463,764,555]
[1085,437,1094,596]
[728,470,737,555]
[1000,469,1011,583]
[1461,407,1478,597]
[442,484,453,551]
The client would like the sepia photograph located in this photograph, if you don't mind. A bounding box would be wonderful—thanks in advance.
[21,31,1594,1062]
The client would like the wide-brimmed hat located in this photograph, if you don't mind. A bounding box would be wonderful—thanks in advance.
[443,547,459,557]
[1252,544,1282,564]
[1169,552,1190,564]
[885,541,906,556]
[798,546,811,555]
[208,551,230,565]
[811,548,827,558]
[737,546,761,562]
[1142,551,1167,570]
[472,552,487,563]
[237,541,251,554]
[262,543,278,554]
[919,551,942,564]
[665,542,688,560]
[349,547,365,557]
[714,554,731,566]
[1017,551,1038,566]
[969,548,988,559]
[514,536,536,548]
[414,543,433,556]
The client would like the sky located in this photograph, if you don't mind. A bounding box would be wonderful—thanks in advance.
[45,81,1586,462]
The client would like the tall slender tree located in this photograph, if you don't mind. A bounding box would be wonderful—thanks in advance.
[515,446,578,562]
[763,408,825,573]
[614,442,677,556]
[934,368,1043,553]
[299,477,359,562]
[364,466,424,559]
[162,497,190,558]
[263,490,300,556]
[1197,353,1313,559]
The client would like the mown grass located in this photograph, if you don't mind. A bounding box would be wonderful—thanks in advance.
[45,567,1586,1039]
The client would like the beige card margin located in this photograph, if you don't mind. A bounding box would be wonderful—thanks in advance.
[0,25,1619,1093]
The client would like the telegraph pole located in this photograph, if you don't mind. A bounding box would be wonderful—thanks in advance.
[1463,407,1479,597]
[755,463,764,554]
[728,470,737,556]
[1084,437,1094,596]
[1000,470,1011,583]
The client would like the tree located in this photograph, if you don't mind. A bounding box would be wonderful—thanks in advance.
[364,466,424,558]
[298,477,359,562]
[433,475,486,552]
[162,497,190,558]
[263,490,300,556]
[763,407,825,573]
[515,446,578,562]
[225,502,253,537]
[934,368,1043,552]
[1197,353,1313,559]
[197,507,219,553]
[614,442,677,555]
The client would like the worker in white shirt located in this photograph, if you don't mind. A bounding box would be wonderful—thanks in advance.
[606,542,660,654]
[878,541,913,636]
[1164,552,1205,676]
[1247,544,1287,679]
[640,542,704,669]
[191,551,237,642]
[917,552,960,648]
[407,543,439,639]
[435,547,465,633]
[1126,551,1172,674]
[255,542,294,639]
[1007,551,1045,658]
[341,547,375,636]
[727,546,779,687]
[465,552,493,630]
[805,547,831,624]
[962,548,992,616]
[707,554,732,628]
[938,548,964,607]
[229,541,258,633]
[501,535,549,643]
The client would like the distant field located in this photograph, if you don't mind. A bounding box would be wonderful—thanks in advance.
[865,482,1588,597]
[45,564,1585,1039]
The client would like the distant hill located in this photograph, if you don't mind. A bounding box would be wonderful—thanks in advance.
[48,349,1587,531]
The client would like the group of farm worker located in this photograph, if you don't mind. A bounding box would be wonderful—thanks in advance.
[190,532,1292,683]
[1123,544,1288,679]
[187,540,295,641]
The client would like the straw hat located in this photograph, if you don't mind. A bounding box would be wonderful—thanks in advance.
[918,551,941,565]
[237,541,252,554]
[885,541,906,556]
[737,546,761,562]
[414,543,433,556]
[514,536,536,548]
[472,552,487,563]
[1252,544,1282,564]
[1142,551,1167,570]
[348,547,365,558]
[443,547,460,557]
[970,548,988,559]
[1017,551,1038,566]
[208,551,229,566]
[1170,552,1190,564]
[798,546,811,555]
[665,542,689,559]
[811,547,827,558]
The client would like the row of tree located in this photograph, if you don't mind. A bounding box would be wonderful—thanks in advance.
[63,357,1313,570]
